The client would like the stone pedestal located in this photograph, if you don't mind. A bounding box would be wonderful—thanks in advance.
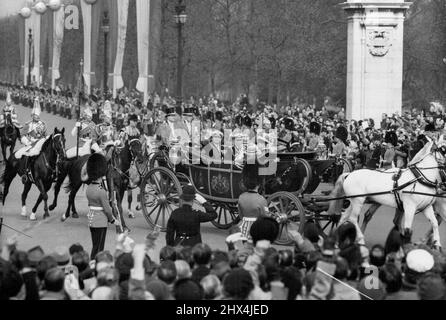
[341,0,411,124]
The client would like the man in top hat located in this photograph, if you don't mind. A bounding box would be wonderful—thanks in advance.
[0,92,22,137]
[166,185,217,247]
[15,98,47,183]
[66,107,98,159]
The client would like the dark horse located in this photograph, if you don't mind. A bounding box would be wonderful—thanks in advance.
[2,128,66,220]
[50,140,137,232]
[0,113,20,161]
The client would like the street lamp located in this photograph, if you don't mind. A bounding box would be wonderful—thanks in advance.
[27,29,33,86]
[174,0,187,107]
[102,11,110,97]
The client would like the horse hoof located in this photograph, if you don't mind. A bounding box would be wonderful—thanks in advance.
[72,213,79,219]
[123,227,131,233]
[29,213,37,221]
[128,212,135,219]
[49,205,56,211]
[43,213,49,219]
[136,205,141,211]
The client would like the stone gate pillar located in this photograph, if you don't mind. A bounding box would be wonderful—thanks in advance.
[341,0,411,124]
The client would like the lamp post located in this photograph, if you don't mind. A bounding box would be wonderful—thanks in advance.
[102,11,110,96]
[27,29,33,86]
[174,0,187,107]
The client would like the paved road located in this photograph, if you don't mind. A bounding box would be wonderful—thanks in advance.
[1,101,445,262]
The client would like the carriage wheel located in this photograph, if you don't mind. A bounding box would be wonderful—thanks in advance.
[311,212,341,239]
[139,166,182,232]
[211,203,240,230]
[267,192,306,246]
[149,150,173,171]
[294,158,312,194]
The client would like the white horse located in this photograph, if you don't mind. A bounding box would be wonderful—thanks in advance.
[327,139,446,247]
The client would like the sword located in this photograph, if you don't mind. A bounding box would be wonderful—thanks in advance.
[0,218,32,238]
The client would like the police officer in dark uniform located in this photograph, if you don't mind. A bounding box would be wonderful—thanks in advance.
[166,185,217,247]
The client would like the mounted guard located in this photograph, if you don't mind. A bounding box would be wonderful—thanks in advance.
[66,106,98,159]
[0,92,21,160]
[15,98,47,183]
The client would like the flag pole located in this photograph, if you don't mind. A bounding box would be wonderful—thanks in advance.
[76,59,83,159]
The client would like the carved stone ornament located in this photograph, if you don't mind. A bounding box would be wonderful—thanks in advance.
[367,29,392,57]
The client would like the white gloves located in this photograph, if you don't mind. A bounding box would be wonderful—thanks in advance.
[195,194,207,204]
[76,122,81,128]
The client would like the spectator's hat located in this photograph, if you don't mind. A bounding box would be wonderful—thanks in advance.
[27,246,45,267]
[335,126,348,144]
[406,249,434,273]
[180,185,196,202]
[87,153,108,181]
[51,246,70,266]
[310,121,321,135]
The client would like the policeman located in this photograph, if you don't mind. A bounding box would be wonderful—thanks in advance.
[15,98,47,183]
[166,185,217,247]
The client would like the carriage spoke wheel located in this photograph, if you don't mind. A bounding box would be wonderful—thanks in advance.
[140,167,182,232]
[267,192,305,246]
[211,203,239,230]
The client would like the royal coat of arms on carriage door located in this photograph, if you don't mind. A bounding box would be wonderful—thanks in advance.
[367,29,392,57]
[211,173,230,195]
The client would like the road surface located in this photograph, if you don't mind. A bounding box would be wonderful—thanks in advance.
[0,101,445,262]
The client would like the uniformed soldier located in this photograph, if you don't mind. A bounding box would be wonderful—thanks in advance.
[15,98,47,183]
[66,107,98,158]
[85,153,121,259]
[166,185,217,247]
[0,92,22,138]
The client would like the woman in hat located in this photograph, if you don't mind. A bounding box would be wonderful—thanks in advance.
[85,153,121,259]
[166,185,217,247]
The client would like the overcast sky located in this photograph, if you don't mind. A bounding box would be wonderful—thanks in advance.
[0,0,27,18]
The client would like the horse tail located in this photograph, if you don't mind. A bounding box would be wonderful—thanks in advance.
[327,173,349,216]
[2,158,18,205]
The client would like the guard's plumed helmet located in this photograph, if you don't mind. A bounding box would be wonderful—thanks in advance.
[32,97,41,117]
[6,92,12,106]
[87,153,108,181]
[283,118,295,131]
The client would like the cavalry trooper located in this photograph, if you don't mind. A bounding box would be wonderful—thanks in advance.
[66,107,98,159]
[15,98,47,184]
[0,92,22,139]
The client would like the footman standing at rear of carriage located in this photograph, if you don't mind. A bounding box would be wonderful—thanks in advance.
[85,153,121,259]
[166,185,217,247]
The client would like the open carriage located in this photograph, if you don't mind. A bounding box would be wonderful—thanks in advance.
[138,144,353,246]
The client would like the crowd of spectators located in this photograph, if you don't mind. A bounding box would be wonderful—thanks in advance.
[1,217,445,300]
